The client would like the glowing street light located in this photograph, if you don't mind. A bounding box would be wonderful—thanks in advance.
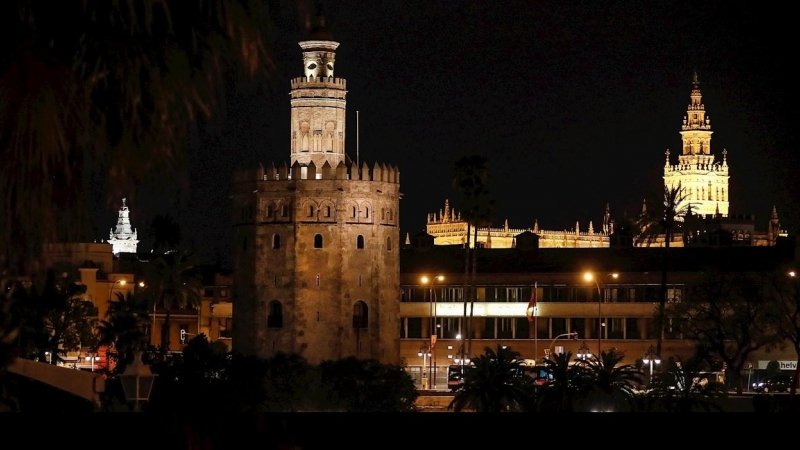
[576,341,592,360]
[583,271,618,357]
[643,345,661,383]
[418,343,432,389]
[421,275,444,390]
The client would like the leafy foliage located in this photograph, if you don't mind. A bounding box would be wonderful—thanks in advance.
[0,0,274,276]
[448,345,533,412]
[642,353,727,412]
[318,356,418,412]
[665,269,781,394]
[96,291,151,374]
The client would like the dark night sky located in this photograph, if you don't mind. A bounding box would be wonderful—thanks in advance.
[119,1,798,265]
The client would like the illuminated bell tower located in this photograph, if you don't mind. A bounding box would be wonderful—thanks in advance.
[663,72,729,218]
[108,198,138,255]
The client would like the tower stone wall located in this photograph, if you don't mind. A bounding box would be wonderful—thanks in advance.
[231,28,401,365]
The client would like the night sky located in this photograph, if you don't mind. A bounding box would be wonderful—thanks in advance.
[120,1,798,265]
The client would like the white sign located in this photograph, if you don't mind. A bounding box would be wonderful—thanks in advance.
[757,360,798,370]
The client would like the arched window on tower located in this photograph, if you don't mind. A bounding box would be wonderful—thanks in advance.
[365,207,369,219]
[386,236,392,251]
[308,205,315,217]
[353,301,368,329]
[357,235,365,249]
[324,205,331,217]
[267,300,283,328]
[314,234,323,249]
[273,234,281,249]
[352,206,357,218]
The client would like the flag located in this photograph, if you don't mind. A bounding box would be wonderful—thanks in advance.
[526,287,537,322]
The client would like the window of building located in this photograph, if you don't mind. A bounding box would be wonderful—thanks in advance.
[267,300,283,328]
[365,207,369,219]
[308,205,315,217]
[273,234,281,249]
[386,236,392,251]
[219,318,232,339]
[353,301,368,329]
[625,318,641,339]
[220,289,227,297]
[314,234,323,248]
[281,205,289,217]
[357,235,365,249]
[266,205,273,218]
[324,206,331,217]
[352,206,357,218]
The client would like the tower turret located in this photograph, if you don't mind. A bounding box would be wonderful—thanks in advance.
[290,15,347,172]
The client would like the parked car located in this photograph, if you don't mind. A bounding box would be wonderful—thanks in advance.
[752,375,793,393]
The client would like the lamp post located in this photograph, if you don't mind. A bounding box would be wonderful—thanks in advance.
[418,343,432,390]
[576,341,592,360]
[86,354,99,372]
[642,345,661,384]
[119,350,157,412]
[421,275,444,390]
[583,272,618,357]
[547,332,578,358]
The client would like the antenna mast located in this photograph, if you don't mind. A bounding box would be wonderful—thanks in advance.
[357,110,360,169]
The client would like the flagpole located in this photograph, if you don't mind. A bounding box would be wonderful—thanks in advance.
[534,282,538,362]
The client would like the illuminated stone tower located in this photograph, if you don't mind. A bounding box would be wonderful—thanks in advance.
[231,16,401,365]
[107,198,138,255]
[663,72,729,217]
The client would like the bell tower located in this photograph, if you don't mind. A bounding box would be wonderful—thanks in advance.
[663,72,729,218]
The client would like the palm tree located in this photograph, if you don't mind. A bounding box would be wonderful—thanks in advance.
[645,354,726,412]
[451,155,495,356]
[143,251,203,357]
[0,1,274,277]
[96,291,151,374]
[448,345,531,412]
[635,182,690,355]
[574,348,645,412]
[533,351,583,412]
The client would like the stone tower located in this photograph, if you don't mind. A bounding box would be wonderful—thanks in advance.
[230,17,401,365]
[108,198,138,255]
[663,72,730,218]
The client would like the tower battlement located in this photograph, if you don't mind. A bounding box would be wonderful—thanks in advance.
[234,160,400,184]
[291,76,347,90]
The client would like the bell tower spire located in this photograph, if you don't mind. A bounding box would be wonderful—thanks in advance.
[663,72,729,218]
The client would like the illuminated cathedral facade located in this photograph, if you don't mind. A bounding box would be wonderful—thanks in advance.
[423,73,785,249]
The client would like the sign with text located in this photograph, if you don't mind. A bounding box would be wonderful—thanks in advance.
[757,360,798,370]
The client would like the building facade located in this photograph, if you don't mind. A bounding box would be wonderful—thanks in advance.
[231,21,401,365]
[398,241,798,389]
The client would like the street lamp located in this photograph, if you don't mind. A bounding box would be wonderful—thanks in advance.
[109,278,127,301]
[642,345,661,383]
[576,341,592,360]
[85,354,99,372]
[421,275,444,390]
[418,343,432,390]
[548,332,578,359]
[119,350,157,412]
[583,271,618,357]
